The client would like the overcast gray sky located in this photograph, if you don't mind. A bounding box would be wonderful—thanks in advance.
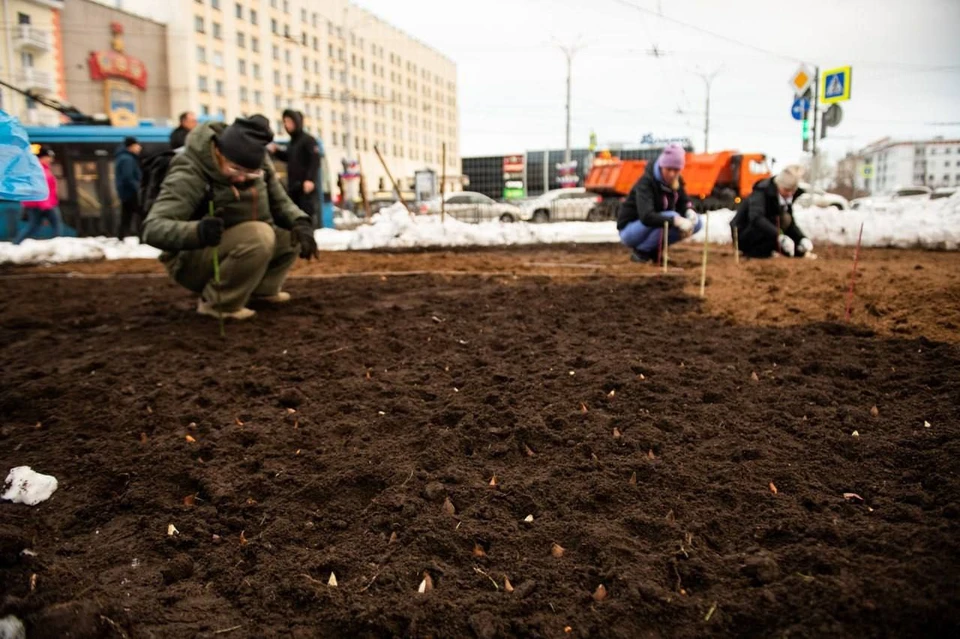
[355,0,960,167]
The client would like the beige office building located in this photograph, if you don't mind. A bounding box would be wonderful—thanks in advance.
[93,0,459,196]
[0,0,64,126]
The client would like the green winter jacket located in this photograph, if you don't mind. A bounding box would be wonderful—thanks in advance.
[141,121,307,255]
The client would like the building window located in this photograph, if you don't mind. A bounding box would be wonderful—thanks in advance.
[286,74,292,89]
[195,16,204,33]
[273,45,279,60]
[313,37,318,51]
[237,32,245,48]
[271,18,277,34]
[17,12,30,25]
[275,95,282,109]
[238,59,246,75]
[303,58,308,71]
[198,76,208,92]
[200,104,209,116]
[302,33,307,46]
[251,37,259,52]
[254,90,262,105]
[285,49,291,64]
[328,44,334,57]
[273,70,280,85]
[213,52,223,68]
[213,22,222,39]
[250,9,258,25]
[196,46,206,63]
[283,0,289,13]
[301,8,306,21]
[252,63,260,78]
[216,80,224,96]
[240,86,248,102]
[211,0,220,9]
[235,2,242,19]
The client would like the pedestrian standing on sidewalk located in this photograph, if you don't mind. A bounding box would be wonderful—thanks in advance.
[115,136,143,239]
[616,143,702,263]
[141,115,318,321]
[14,146,63,245]
[269,109,320,228]
[170,111,198,150]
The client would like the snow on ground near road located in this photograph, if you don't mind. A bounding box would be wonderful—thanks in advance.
[2,466,58,506]
[1,194,958,265]
[0,236,160,265]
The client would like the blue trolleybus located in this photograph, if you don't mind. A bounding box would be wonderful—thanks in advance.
[2,124,333,241]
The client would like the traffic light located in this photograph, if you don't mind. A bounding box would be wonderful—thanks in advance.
[802,109,810,151]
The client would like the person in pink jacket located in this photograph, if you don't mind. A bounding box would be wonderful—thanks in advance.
[14,146,63,245]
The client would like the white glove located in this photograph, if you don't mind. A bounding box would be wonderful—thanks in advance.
[685,210,698,224]
[798,238,814,254]
[779,235,796,257]
[673,215,694,234]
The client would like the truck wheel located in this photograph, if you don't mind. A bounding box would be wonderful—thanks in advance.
[831,203,844,211]
[500,213,516,223]
[532,210,550,223]
[586,207,604,222]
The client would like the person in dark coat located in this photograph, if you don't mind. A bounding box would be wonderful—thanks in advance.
[114,136,143,239]
[617,143,701,263]
[170,111,198,150]
[270,109,321,227]
[730,165,816,258]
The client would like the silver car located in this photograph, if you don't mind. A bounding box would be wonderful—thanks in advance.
[519,188,604,223]
[420,191,522,223]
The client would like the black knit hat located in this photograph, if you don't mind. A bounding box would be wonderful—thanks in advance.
[216,117,274,170]
[124,136,138,148]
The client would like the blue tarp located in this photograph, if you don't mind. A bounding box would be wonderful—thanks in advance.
[0,110,48,201]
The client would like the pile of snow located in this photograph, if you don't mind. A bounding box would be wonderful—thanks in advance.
[693,192,960,250]
[1,194,958,266]
[2,466,58,505]
[317,203,617,251]
[0,236,159,265]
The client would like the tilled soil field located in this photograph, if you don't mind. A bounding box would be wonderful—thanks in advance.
[1,245,959,638]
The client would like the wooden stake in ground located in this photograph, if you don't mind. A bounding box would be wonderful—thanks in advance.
[699,213,710,297]
[734,226,740,265]
[357,155,373,223]
[662,221,670,274]
[441,142,447,224]
[373,144,414,216]
[844,222,865,322]
[208,201,225,338]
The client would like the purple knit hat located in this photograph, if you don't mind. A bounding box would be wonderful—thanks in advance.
[657,143,686,170]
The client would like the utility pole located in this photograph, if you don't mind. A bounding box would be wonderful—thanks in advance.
[811,65,820,157]
[558,43,583,163]
[693,67,721,153]
[342,5,354,165]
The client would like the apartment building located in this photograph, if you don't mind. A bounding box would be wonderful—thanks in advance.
[0,0,65,125]
[856,137,960,193]
[92,0,459,195]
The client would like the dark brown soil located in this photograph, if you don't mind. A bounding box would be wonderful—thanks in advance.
[1,246,959,639]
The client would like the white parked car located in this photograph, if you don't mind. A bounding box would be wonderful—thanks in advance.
[420,191,522,223]
[519,188,604,223]
[851,186,932,210]
[931,187,957,200]
[795,182,849,210]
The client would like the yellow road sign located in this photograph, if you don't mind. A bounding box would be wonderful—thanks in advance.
[789,65,813,95]
[821,66,852,104]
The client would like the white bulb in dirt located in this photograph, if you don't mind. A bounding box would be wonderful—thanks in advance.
[1,467,58,506]
[0,616,26,639]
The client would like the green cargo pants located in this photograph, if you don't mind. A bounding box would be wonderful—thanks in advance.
[165,221,298,312]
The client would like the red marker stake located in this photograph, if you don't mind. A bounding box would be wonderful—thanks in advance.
[844,222,865,323]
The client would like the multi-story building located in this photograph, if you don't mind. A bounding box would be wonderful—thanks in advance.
[0,0,65,125]
[61,0,171,124]
[856,137,960,194]
[91,0,459,196]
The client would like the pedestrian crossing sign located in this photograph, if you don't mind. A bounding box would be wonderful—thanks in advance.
[821,66,852,104]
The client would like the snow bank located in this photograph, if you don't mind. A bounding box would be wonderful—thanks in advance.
[2,195,958,266]
[2,466,58,505]
[693,193,960,250]
[0,236,160,265]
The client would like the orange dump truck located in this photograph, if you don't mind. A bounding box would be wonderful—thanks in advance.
[584,151,772,218]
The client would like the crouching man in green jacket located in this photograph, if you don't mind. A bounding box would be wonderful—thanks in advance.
[142,116,318,321]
